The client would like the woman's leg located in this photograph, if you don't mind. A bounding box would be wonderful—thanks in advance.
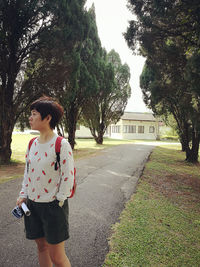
[48,241,71,267]
[35,237,53,267]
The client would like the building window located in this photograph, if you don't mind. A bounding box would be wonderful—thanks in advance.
[112,126,121,133]
[138,126,144,133]
[149,126,155,133]
[123,125,136,133]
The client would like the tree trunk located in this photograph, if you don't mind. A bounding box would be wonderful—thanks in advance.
[68,125,76,149]
[66,106,78,149]
[56,125,62,136]
[185,147,199,163]
[57,124,65,137]
[0,79,16,163]
[179,134,188,152]
[180,142,186,152]
[185,131,200,163]
[95,134,103,144]
[0,116,15,164]
[94,123,105,145]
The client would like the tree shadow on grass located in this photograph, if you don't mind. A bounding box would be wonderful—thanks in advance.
[142,146,200,213]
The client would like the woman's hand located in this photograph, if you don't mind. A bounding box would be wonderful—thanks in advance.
[16,197,27,208]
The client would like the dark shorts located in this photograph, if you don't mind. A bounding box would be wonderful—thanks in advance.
[24,199,69,244]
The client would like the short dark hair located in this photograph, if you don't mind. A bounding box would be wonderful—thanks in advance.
[30,96,64,129]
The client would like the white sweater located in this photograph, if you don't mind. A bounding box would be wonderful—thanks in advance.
[19,135,75,202]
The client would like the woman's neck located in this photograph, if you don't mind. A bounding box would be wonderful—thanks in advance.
[38,129,55,144]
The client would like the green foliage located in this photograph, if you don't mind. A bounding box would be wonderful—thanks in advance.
[125,0,200,162]
[185,52,200,97]
[0,0,60,163]
[81,49,131,144]
[16,0,98,149]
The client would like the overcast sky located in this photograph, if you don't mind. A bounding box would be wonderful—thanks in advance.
[85,0,151,113]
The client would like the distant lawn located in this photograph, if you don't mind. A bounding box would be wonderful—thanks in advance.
[11,134,39,163]
[0,134,134,184]
[10,133,179,163]
[73,137,134,160]
[11,134,134,163]
[104,145,200,267]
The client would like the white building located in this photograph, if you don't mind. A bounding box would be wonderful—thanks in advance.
[75,125,93,138]
[108,112,160,140]
[75,112,160,140]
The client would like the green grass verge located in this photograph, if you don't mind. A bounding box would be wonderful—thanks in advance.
[103,145,200,267]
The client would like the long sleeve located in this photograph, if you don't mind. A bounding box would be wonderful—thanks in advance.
[19,148,29,199]
[56,139,75,201]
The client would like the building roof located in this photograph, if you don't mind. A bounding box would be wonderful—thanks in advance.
[121,112,157,122]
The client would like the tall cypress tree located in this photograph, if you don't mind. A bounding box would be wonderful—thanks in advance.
[0,0,60,163]
[20,1,98,149]
[82,49,131,144]
[125,0,200,162]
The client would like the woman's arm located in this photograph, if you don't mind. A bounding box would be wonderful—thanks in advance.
[56,139,75,202]
[17,148,29,206]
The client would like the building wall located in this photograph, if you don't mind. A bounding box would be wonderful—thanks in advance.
[75,116,160,140]
[109,119,159,140]
[75,125,92,138]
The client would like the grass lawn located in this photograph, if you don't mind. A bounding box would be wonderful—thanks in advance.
[10,133,134,163]
[103,145,200,267]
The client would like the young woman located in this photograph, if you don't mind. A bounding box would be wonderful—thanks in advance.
[16,96,74,267]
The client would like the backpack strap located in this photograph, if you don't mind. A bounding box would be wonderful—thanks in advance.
[54,136,64,171]
[27,137,37,172]
[28,137,37,151]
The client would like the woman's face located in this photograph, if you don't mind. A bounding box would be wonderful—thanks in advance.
[29,109,43,131]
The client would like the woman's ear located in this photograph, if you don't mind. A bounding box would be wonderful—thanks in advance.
[46,114,52,123]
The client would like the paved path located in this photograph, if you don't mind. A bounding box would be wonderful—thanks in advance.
[0,143,155,267]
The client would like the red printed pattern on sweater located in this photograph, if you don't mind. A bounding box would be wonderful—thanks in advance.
[19,135,74,202]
